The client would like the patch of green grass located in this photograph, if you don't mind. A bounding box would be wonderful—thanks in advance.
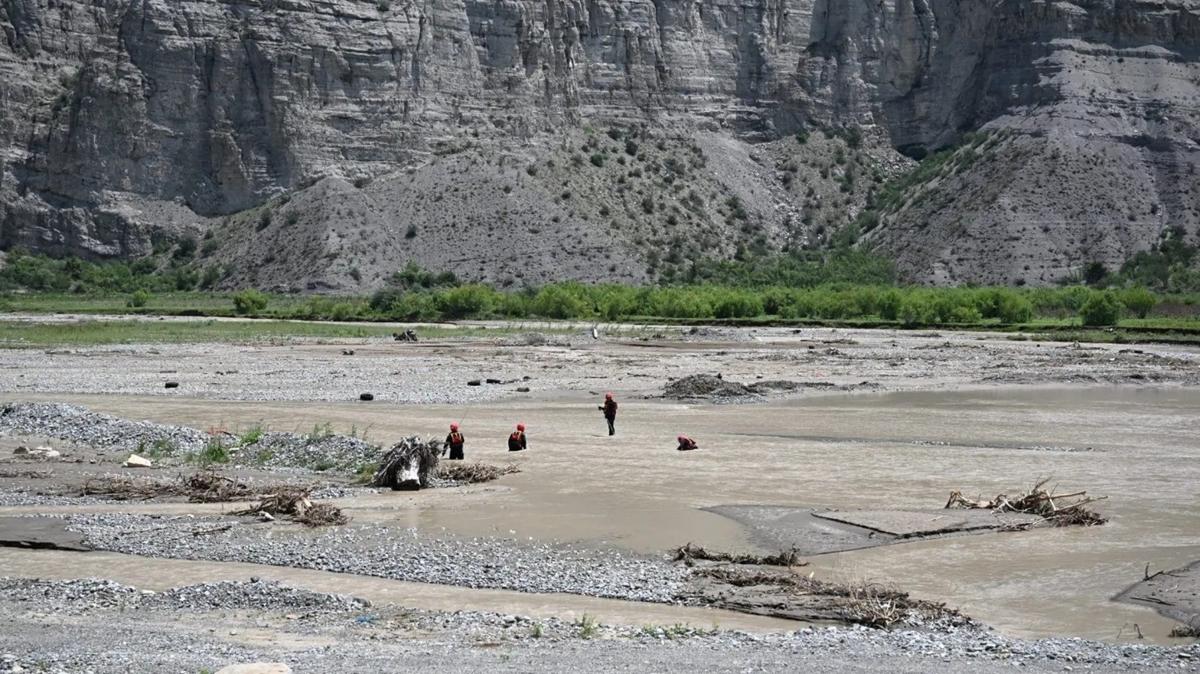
[188,438,230,466]
[238,424,266,446]
[576,613,600,639]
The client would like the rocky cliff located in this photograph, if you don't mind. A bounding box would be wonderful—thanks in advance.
[1,0,1198,288]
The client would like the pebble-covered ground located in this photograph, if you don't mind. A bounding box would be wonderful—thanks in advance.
[68,513,687,604]
[0,578,1197,674]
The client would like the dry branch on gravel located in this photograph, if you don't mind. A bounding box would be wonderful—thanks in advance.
[673,543,807,567]
[692,566,959,628]
[436,462,520,484]
[78,476,167,501]
[76,471,256,503]
[945,478,1107,527]
[232,487,348,527]
[181,472,253,503]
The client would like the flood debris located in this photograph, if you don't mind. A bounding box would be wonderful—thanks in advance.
[1170,619,1200,638]
[435,462,520,484]
[680,563,963,629]
[371,437,441,490]
[232,487,349,527]
[672,543,806,567]
[944,478,1107,527]
[78,472,256,503]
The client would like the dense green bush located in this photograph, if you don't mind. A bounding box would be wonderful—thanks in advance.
[1119,286,1157,318]
[232,289,268,315]
[437,284,497,319]
[1079,291,1122,326]
[530,284,590,319]
[126,289,152,308]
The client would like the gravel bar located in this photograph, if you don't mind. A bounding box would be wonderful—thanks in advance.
[68,513,687,603]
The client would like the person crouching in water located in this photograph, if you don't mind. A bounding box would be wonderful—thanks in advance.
[508,423,527,452]
[598,392,618,436]
[677,435,699,451]
[444,423,465,460]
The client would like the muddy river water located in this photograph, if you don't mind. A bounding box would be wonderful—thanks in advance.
[7,385,1200,643]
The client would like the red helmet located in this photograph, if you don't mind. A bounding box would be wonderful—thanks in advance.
[450,423,459,431]
[516,423,525,431]
[605,392,613,400]
[677,435,687,442]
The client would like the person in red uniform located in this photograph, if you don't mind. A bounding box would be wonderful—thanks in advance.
[598,392,618,436]
[444,423,465,460]
[508,423,527,452]
[676,434,699,451]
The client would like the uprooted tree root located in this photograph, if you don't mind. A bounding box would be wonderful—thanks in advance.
[945,478,1107,527]
[673,543,807,567]
[436,462,521,484]
[232,487,349,527]
[692,566,961,629]
[371,437,441,489]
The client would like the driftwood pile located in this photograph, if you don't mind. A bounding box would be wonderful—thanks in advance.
[436,462,521,484]
[945,478,1107,527]
[673,543,806,567]
[232,487,348,527]
[371,437,441,490]
[78,471,253,503]
[689,565,961,628]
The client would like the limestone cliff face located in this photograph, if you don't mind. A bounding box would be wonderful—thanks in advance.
[1,0,1198,285]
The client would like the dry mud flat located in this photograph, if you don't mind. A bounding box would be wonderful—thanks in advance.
[0,323,1198,403]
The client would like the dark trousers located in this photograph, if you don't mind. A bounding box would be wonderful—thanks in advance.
[606,418,615,435]
[448,446,464,460]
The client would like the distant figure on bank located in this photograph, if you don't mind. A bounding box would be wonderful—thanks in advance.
[508,423,528,452]
[677,435,699,451]
[598,392,618,436]
[444,423,465,460]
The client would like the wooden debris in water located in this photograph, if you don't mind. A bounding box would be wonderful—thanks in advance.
[945,478,1107,527]
[371,436,441,489]
[436,462,520,484]
[672,542,807,567]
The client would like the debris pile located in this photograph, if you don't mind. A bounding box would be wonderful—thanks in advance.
[181,472,254,503]
[945,478,1107,527]
[371,437,441,490]
[436,462,521,485]
[76,472,273,505]
[233,487,349,527]
[664,374,754,399]
[673,543,806,567]
[681,563,964,629]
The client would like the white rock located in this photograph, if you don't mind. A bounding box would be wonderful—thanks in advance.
[124,454,153,468]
